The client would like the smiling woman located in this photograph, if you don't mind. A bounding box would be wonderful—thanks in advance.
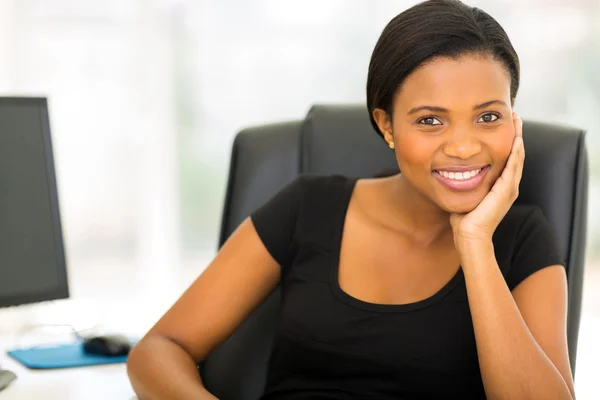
[127,1,575,399]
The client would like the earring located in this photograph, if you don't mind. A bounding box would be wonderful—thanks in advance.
[388,141,395,149]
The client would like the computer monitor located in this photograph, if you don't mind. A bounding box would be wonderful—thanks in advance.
[0,97,69,308]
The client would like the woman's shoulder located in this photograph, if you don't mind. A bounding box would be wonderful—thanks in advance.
[497,204,548,233]
[495,204,564,290]
[251,173,356,230]
[284,173,357,206]
[494,204,547,246]
[493,204,538,257]
[250,174,355,266]
[255,173,356,214]
[494,204,562,263]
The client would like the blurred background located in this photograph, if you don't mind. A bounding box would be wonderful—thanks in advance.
[0,0,598,397]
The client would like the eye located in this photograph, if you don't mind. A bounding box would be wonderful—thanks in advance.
[477,113,500,123]
[417,116,442,126]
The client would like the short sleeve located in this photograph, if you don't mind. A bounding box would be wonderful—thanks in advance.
[250,176,305,267]
[506,207,565,290]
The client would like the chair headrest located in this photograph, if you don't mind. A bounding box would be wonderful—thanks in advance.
[301,104,397,177]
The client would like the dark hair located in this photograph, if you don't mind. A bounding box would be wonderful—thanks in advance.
[366,0,520,137]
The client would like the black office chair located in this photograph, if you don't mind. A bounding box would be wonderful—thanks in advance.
[201,104,589,400]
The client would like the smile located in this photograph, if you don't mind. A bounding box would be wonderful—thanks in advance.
[432,165,490,192]
[436,168,482,180]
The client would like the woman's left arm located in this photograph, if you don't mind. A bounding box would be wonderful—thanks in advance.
[458,240,574,399]
[450,113,575,399]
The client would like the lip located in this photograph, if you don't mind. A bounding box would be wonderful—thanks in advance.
[433,165,490,192]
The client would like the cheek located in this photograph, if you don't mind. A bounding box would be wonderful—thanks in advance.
[395,135,436,171]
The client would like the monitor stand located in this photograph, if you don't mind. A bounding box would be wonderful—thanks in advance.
[0,367,16,391]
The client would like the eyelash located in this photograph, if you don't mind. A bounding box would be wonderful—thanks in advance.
[417,112,502,126]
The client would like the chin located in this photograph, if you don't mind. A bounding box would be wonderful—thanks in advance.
[447,203,478,214]
[439,194,484,214]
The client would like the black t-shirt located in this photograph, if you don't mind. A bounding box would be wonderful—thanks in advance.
[251,174,564,400]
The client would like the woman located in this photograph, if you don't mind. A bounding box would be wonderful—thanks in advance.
[127,0,576,399]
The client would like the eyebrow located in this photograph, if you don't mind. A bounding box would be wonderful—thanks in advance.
[407,100,508,115]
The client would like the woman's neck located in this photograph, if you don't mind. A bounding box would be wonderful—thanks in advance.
[384,174,453,246]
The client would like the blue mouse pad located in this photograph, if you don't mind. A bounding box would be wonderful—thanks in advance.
[7,342,130,369]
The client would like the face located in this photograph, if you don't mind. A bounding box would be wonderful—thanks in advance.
[373,54,515,214]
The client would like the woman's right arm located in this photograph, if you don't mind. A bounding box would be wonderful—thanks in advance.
[127,217,282,400]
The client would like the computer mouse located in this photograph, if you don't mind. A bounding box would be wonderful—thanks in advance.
[0,369,17,392]
[82,334,132,357]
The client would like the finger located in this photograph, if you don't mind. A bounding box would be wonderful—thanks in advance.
[505,135,522,176]
[490,118,524,200]
[512,136,524,173]
[513,139,524,183]
[497,135,522,190]
[515,140,525,185]
[511,136,525,195]
[514,116,525,173]
[513,112,523,138]
[497,118,524,183]
[509,113,523,168]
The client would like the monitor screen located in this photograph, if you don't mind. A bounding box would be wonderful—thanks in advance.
[0,97,68,308]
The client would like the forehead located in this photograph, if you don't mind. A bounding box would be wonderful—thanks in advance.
[395,54,511,109]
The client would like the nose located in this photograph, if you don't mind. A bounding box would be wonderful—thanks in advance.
[443,130,482,160]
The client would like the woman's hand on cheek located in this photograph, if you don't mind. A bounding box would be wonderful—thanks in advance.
[450,112,524,250]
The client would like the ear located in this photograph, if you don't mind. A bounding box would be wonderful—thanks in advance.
[372,108,394,145]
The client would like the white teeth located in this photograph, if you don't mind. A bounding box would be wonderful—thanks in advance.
[437,168,482,180]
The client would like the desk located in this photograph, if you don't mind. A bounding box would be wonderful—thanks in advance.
[0,348,136,400]
[0,257,205,400]
[0,298,152,400]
